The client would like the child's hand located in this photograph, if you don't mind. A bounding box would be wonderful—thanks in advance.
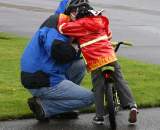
[58,14,71,33]
[58,14,70,24]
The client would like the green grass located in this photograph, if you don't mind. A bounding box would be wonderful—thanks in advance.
[119,57,160,108]
[0,33,32,120]
[0,32,160,120]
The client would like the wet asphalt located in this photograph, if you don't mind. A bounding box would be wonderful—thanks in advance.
[0,108,160,130]
[0,0,160,130]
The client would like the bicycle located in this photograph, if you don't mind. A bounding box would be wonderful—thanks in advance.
[101,41,132,129]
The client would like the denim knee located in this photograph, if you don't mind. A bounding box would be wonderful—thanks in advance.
[83,92,95,106]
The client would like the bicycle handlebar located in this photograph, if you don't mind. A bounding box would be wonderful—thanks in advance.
[111,41,133,52]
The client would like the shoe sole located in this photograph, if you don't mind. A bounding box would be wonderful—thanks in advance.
[129,109,137,124]
[28,98,45,120]
[92,120,104,125]
[28,98,37,114]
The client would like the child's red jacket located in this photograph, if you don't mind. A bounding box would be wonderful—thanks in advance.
[58,14,117,71]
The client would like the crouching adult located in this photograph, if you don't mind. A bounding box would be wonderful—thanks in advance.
[20,0,94,121]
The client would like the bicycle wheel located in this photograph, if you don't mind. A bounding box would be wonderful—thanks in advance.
[113,87,121,113]
[105,83,117,129]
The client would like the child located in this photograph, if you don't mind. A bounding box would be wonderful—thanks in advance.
[58,7,117,72]
[58,0,138,125]
[57,2,117,123]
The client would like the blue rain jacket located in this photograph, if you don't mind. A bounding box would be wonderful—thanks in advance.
[21,0,71,87]
[55,0,68,14]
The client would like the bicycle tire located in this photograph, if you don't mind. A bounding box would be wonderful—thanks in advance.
[113,87,121,113]
[105,83,117,129]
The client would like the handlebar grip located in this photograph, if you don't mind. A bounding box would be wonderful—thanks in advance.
[111,42,118,46]
[120,41,133,46]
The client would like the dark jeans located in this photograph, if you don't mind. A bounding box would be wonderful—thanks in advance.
[91,61,136,117]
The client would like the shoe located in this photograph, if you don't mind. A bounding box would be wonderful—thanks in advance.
[28,97,48,122]
[128,107,138,124]
[51,111,79,119]
[92,116,104,125]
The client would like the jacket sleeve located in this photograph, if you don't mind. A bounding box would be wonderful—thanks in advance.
[104,16,112,41]
[58,14,89,38]
[107,26,112,41]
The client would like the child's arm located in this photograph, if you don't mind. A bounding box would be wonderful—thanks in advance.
[107,26,112,41]
[57,14,90,38]
[104,16,112,41]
